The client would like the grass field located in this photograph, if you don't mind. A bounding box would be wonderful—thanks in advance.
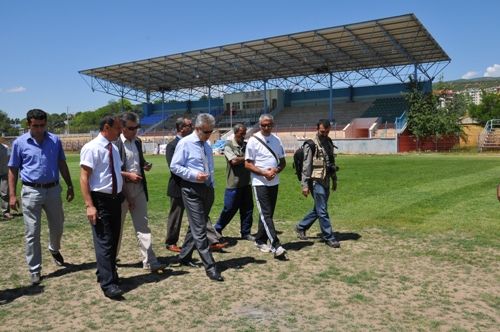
[0,153,499,331]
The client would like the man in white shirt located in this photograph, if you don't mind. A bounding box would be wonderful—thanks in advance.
[245,114,287,259]
[80,115,125,299]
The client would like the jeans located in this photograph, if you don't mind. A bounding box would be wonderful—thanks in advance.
[298,181,335,241]
[214,185,253,237]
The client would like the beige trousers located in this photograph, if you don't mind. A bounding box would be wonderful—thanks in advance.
[117,181,158,266]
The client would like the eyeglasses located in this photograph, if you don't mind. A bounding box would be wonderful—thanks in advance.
[126,125,140,131]
[260,124,273,128]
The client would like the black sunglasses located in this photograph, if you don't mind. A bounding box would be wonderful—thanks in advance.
[260,124,273,128]
[126,125,141,130]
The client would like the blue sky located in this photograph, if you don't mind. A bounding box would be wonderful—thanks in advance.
[1,0,499,120]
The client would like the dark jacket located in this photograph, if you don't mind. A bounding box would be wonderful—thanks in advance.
[166,136,182,198]
[115,137,149,201]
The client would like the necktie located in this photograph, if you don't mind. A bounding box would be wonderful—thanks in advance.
[107,143,117,195]
[200,141,210,186]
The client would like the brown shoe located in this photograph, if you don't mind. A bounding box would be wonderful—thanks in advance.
[166,244,181,253]
[210,242,228,251]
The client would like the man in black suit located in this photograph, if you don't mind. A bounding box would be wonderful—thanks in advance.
[165,117,192,252]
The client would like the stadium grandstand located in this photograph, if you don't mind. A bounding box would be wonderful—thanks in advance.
[79,13,450,153]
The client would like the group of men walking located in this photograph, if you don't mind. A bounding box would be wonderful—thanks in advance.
[7,108,341,300]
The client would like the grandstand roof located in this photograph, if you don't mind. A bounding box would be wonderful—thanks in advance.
[79,13,450,102]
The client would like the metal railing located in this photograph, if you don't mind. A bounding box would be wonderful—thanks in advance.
[395,111,407,134]
[478,119,500,151]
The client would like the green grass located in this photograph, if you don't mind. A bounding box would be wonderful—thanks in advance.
[62,153,500,245]
[0,152,499,331]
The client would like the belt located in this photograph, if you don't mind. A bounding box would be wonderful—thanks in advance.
[22,181,59,188]
[91,191,123,200]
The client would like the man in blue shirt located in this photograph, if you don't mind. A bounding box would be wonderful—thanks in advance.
[8,109,74,285]
[170,113,224,282]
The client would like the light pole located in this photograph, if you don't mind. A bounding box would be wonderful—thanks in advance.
[66,106,70,135]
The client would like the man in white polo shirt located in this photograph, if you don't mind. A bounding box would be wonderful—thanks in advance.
[245,114,287,260]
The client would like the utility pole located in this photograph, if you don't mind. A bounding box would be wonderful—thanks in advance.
[66,106,70,135]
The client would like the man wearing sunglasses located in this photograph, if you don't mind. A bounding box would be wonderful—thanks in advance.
[170,113,224,281]
[245,114,287,260]
[8,109,74,285]
[115,112,165,273]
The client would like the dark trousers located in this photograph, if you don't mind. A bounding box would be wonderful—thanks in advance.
[214,185,253,237]
[253,185,281,249]
[165,196,184,245]
[179,182,217,273]
[90,192,122,291]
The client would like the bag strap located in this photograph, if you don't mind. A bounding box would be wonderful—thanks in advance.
[252,135,280,164]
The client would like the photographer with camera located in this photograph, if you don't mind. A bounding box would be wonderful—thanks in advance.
[295,119,341,248]
[214,123,254,241]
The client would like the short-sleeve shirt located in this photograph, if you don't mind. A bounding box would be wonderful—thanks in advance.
[80,133,123,194]
[8,131,65,183]
[245,132,285,186]
[223,138,250,189]
[119,133,140,173]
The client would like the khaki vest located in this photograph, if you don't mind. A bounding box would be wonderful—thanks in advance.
[310,137,328,181]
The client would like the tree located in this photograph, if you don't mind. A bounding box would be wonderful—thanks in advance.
[0,110,19,136]
[469,92,500,125]
[405,79,465,149]
[69,99,141,133]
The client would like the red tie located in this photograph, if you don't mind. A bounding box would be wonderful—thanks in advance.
[107,143,117,195]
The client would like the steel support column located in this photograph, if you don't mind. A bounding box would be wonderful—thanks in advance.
[329,72,334,123]
[263,80,268,113]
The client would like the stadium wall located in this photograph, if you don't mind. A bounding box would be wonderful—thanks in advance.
[284,81,430,107]
[142,98,224,116]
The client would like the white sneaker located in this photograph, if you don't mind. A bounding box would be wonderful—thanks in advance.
[274,246,287,259]
[255,242,272,253]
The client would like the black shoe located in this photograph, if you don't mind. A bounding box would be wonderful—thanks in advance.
[179,258,199,268]
[103,284,124,299]
[295,225,308,240]
[206,270,224,282]
[50,250,65,266]
[326,239,341,248]
[241,234,256,241]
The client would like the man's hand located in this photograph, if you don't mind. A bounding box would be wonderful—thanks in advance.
[263,168,278,181]
[9,195,19,212]
[144,162,152,172]
[196,172,209,183]
[66,187,74,202]
[86,206,98,225]
[127,172,143,183]
[302,187,309,197]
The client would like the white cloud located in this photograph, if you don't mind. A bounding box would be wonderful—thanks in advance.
[2,86,27,93]
[484,64,500,77]
[462,71,479,79]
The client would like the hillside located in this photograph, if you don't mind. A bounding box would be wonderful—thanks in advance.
[433,77,500,91]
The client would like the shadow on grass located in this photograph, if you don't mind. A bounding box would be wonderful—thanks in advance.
[0,284,45,305]
[283,241,315,251]
[335,232,362,241]
[44,261,97,279]
[120,269,188,294]
[218,256,266,272]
